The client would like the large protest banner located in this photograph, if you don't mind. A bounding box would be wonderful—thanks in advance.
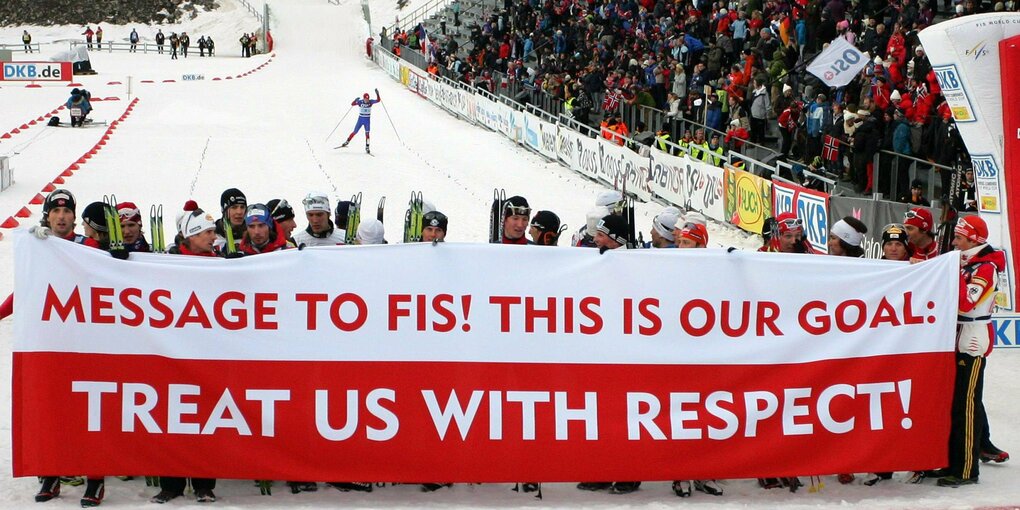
[13,232,957,481]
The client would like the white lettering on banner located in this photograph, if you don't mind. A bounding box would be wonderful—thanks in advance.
[682,159,726,221]
[575,133,601,180]
[315,389,398,441]
[523,112,541,151]
[626,380,912,440]
[557,128,575,166]
[539,119,558,159]
[806,37,868,88]
[972,154,1003,214]
[648,150,685,206]
[772,181,829,253]
[932,64,976,122]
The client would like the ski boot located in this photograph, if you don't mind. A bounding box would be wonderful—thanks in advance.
[80,478,105,507]
[672,480,692,497]
[35,477,61,502]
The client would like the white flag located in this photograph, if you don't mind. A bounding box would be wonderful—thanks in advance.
[807,37,868,88]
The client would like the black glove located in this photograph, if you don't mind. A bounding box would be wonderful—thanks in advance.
[225,251,245,259]
[375,88,380,99]
[109,248,130,260]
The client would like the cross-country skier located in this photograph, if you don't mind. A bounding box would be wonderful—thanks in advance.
[340,89,382,153]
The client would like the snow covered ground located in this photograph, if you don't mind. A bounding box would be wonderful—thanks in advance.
[0,0,1017,508]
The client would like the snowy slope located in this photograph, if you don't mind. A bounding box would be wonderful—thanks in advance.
[1,0,1017,508]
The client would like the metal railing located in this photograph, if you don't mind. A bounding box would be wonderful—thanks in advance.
[237,0,265,22]
[69,41,220,55]
[873,149,953,204]
[395,0,453,33]
[0,43,41,53]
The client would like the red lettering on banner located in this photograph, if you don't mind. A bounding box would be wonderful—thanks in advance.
[149,289,174,328]
[42,284,84,322]
[214,291,248,330]
[798,294,929,335]
[176,292,213,328]
[799,300,829,335]
[720,300,749,337]
[638,298,661,335]
[119,288,144,327]
[756,301,782,336]
[90,286,116,324]
[329,293,367,331]
[623,298,634,335]
[490,295,521,333]
[579,297,602,334]
[297,293,330,330]
[525,297,556,333]
[902,291,924,325]
[680,299,714,336]
[433,294,456,333]
[254,293,278,329]
[869,297,902,328]
[387,294,412,331]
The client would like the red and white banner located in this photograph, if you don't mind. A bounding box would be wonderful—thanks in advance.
[13,231,959,481]
[1,61,73,82]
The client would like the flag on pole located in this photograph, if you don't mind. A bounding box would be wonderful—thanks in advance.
[807,37,869,88]
[822,135,840,161]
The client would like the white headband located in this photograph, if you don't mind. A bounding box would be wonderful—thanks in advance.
[831,219,863,247]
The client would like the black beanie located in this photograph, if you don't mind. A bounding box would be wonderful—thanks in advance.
[335,200,353,224]
[504,195,530,217]
[267,198,295,222]
[220,188,247,213]
[596,214,628,245]
[81,201,109,233]
[530,210,560,232]
[423,210,448,232]
[43,189,77,215]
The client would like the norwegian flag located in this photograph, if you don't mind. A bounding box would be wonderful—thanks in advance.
[822,135,840,161]
[915,82,929,99]
[602,89,622,112]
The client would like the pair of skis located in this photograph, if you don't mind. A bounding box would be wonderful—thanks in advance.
[102,195,125,250]
[344,192,363,245]
[488,188,507,243]
[149,205,166,253]
[403,191,424,242]
[343,193,385,244]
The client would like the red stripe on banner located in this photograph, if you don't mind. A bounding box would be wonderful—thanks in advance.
[14,352,952,481]
[1000,36,1020,300]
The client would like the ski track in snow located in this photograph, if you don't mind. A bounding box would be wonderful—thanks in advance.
[0,1,1017,508]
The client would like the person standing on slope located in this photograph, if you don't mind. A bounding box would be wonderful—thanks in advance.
[340,89,382,153]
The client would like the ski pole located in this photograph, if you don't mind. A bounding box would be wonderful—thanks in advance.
[379,100,403,144]
[324,105,355,142]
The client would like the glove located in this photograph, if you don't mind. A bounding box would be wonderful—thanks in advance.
[109,248,129,260]
[375,88,380,98]
[225,251,245,259]
[29,225,52,240]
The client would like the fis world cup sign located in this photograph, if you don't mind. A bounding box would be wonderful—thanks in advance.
[1,62,73,81]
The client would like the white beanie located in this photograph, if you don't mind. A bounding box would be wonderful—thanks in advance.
[653,208,680,242]
[782,83,792,94]
[595,190,624,207]
[422,199,437,215]
[356,218,385,245]
[682,211,707,227]
[178,208,217,238]
[890,89,902,101]
[586,206,611,236]
[302,191,331,213]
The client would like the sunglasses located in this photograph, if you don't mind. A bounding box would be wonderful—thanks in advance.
[505,205,531,217]
[778,217,803,228]
[271,199,291,216]
[903,210,924,221]
[302,196,328,209]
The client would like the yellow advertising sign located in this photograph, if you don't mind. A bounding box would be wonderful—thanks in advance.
[724,166,773,234]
